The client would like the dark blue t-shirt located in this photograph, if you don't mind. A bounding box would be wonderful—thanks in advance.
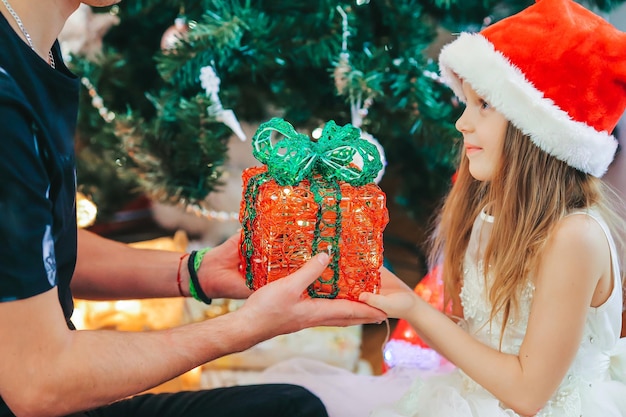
[0,11,79,416]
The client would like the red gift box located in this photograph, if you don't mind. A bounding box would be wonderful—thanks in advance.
[238,118,388,300]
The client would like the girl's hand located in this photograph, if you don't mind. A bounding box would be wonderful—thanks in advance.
[359,267,421,319]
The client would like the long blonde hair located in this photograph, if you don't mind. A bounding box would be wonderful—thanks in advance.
[430,123,625,337]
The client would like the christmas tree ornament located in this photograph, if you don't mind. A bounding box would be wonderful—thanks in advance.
[333,6,352,96]
[359,131,386,184]
[333,52,351,96]
[199,65,246,141]
[160,14,189,51]
[238,118,388,300]
[332,6,387,185]
[349,97,386,184]
[117,65,232,210]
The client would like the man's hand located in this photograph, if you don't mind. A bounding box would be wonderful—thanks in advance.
[232,253,387,341]
[196,232,253,300]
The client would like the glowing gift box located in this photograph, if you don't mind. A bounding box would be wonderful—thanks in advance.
[238,118,388,300]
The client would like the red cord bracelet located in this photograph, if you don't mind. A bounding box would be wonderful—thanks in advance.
[177,253,190,297]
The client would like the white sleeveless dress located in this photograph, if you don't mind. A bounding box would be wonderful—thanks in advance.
[258,210,626,417]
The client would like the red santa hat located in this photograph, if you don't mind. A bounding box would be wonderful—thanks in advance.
[439,0,626,177]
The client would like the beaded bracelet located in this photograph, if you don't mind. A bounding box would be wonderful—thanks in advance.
[187,248,213,305]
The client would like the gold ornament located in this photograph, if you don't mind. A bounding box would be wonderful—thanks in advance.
[160,16,189,51]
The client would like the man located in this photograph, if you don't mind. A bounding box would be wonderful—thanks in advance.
[0,1,391,416]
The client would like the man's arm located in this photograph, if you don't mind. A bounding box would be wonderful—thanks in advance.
[0,253,385,417]
[72,229,185,299]
[72,229,252,301]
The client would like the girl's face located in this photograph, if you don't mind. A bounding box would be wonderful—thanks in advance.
[455,82,508,181]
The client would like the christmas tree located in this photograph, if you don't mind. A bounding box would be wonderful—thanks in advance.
[64,0,623,227]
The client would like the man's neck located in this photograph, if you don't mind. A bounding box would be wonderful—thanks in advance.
[0,0,77,60]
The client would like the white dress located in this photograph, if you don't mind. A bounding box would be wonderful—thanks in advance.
[258,210,626,417]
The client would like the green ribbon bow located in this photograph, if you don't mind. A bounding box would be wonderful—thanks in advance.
[251,117,382,186]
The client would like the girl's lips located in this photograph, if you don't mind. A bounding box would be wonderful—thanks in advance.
[464,143,482,155]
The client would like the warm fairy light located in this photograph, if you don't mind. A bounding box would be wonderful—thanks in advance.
[181,366,203,390]
[72,303,86,330]
[76,192,98,228]
[311,127,323,139]
[72,298,185,331]
[114,300,142,315]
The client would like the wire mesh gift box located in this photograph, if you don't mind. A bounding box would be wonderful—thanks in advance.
[238,118,388,300]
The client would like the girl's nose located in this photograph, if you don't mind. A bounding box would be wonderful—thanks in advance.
[455,107,471,133]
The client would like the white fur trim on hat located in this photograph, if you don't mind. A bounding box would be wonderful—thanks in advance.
[439,33,617,177]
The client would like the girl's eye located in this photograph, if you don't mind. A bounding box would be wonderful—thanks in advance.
[479,99,491,110]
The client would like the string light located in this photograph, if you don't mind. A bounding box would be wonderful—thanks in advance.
[184,203,239,222]
[81,77,115,123]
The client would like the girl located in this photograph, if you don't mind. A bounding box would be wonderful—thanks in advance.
[259,0,626,415]
[361,0,626,415]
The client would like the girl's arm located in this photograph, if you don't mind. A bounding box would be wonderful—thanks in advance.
[361,215,611,416]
